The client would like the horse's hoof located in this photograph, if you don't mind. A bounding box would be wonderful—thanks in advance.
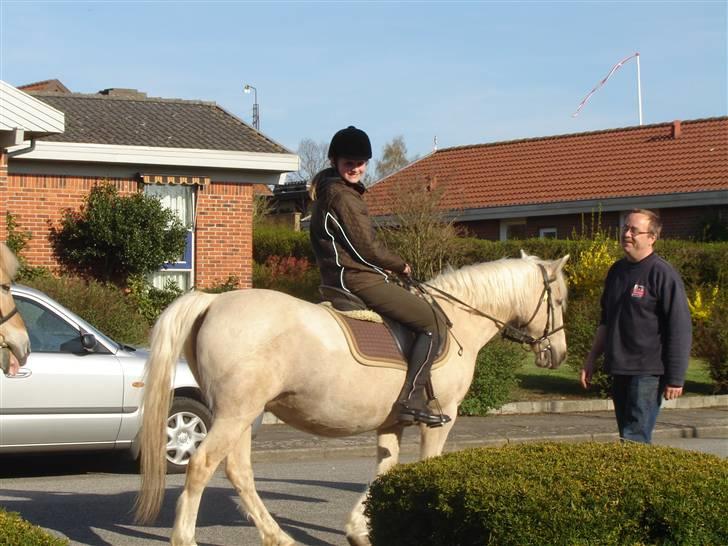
[346,533,371,546]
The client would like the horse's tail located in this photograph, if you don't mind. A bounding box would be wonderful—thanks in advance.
[134,290,219,524]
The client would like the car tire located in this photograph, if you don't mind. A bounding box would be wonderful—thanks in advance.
[166,397,213,474]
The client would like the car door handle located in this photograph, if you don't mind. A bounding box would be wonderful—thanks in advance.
[6,369,32,379]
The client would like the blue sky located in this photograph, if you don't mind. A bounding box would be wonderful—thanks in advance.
[1,1,725,161]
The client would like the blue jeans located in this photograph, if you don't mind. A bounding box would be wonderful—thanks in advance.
[611,375,665,444]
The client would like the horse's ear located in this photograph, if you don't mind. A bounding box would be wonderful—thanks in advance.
[556,254,570,271]
[520,249,528,259]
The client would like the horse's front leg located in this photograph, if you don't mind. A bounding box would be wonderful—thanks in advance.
[345,424,404,546]
[420,402,458,459]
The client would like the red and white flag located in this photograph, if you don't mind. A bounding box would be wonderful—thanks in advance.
[572,52,640,117]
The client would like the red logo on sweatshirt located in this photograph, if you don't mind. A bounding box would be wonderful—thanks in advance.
[631,284,645,298]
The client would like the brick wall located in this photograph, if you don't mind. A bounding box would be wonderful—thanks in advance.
[195,181,253,289]
[5,173,138,270]
[5,173,255,287]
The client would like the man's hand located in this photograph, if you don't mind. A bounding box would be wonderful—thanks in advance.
[579,363,593,390]
[664,385,683,400]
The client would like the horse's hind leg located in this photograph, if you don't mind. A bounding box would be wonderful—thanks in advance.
[225,426,294,546]
[345,424,404,546]
[171,416,242,546]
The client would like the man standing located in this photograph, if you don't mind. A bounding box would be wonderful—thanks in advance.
[580,209,692,443]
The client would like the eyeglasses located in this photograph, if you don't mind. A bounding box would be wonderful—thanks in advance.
[621,225,651,236]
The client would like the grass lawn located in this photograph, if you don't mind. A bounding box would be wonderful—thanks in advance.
[510,357,715,402]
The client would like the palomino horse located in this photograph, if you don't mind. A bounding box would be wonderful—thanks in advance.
[136,253,569,546]
[0,242,31,376]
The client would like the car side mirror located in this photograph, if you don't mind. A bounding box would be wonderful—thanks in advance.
[81,333,98,351]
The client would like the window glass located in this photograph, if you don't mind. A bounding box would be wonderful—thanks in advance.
[15,298,83,353]
[539,227,557,239]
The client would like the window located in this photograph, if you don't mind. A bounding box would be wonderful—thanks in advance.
[539,227,557,239]
[15,298,83,353]
[500,218,527,241]
[144,184,195,290]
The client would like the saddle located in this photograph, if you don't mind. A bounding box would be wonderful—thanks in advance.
[319,286,449,372]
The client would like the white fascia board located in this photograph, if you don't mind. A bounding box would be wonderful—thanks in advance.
[8,140,300,172]
[373,191,728,225]
[0,80,65,134]
[449,191,728,221]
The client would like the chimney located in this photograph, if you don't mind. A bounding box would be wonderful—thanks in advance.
[671,120,682,139]
[98,88,147,99]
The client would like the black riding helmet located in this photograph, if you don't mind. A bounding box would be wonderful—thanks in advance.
[327,126,372,160]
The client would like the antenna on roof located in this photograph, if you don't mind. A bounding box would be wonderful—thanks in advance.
[433,135,438,152]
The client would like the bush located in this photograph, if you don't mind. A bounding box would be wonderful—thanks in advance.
[23,275,149,347]
[0,508,68,545]
[50,183,187,286]
[252,258,320,302]
[365,442,728,546]
[253,224,314,263]
[692,288,728,393]
[459,339,524,415]
[127,275,183,324]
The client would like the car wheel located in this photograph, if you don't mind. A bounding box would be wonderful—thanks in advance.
[166,397,212,474]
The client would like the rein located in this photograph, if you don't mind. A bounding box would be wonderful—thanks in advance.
[411,264,563,348]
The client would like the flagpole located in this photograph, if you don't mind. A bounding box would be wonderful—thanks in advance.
[636,52,643,126]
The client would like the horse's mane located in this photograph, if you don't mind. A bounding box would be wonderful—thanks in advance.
[429,258,565,319]
[0,243,20,283]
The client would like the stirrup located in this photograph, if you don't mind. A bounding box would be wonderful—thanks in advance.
[397,403,451,428]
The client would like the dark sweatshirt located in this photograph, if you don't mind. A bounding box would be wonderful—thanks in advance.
[600,252,692,386]
[309,169,406,293]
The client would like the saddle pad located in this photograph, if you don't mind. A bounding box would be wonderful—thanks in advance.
[322,304,449,372]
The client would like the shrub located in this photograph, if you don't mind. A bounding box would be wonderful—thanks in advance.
[459,339,524,415]
[50,183,187,286]
[692,287,728,393]
[202,275,241,294]
[365,442,728,546]
[0,508,68,545]
[253,224,314,263]
[252,259,320,302]
[23,275,149,347]
[127,275,183,324]
[5,213,50,281]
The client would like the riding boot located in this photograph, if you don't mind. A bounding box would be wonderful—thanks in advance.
[395,331,451,427]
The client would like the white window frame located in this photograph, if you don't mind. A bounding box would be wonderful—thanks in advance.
[499,218,527,241]
[539,227,557,239]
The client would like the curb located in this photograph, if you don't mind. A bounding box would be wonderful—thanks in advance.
[262,394,728,424]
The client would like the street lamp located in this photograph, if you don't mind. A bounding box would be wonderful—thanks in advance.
[243,84,260,130]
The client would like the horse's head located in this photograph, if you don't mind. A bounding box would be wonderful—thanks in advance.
[515,251,569,369]
[0,243,31,375]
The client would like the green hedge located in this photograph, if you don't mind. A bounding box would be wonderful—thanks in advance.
[253,224,315,263]
[459,339,524,415]
[22,274,150,347]
[365,442,728,546]
[0,509,68,546]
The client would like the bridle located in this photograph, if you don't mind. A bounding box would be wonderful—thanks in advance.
[0,283,19,328]
[413,264,564,357]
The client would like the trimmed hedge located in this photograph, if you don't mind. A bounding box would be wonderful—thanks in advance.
[0,509,68,545]
[252,224,315,263]
[365,442,728,546]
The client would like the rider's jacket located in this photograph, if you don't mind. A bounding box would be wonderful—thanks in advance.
[309,168,406,293]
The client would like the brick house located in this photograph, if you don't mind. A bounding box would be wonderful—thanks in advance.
[365,118,728,240]
[1,80,298,289]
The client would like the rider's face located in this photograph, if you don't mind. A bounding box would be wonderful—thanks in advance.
[335,158,368,184]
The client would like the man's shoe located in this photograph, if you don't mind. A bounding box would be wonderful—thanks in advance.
[397,402,451,428]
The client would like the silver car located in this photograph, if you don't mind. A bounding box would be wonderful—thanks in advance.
[1,285,260,472]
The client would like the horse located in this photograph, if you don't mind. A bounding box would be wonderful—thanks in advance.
[0,242,31,377]
[135,252,569,546]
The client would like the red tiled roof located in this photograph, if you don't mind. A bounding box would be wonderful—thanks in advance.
[365,117,728,216]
